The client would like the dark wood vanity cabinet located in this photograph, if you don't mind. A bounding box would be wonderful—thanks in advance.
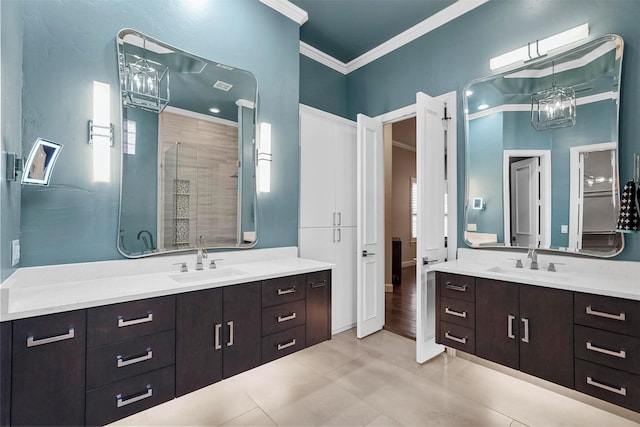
[573,292,640,411]
[306,270,332,347]
[475,279,574,388]
[176,282,262,396]
[436,273,476,354]
[11,310,86,426]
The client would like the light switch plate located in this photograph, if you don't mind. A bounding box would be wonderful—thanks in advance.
[11,239,20,266]
[561,225,568,234]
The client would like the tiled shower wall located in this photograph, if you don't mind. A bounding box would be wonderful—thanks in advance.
[160,111,239,250]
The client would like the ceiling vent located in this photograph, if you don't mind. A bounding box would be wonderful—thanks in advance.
[213,80,233,91]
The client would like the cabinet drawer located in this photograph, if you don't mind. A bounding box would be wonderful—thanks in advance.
[85,365,175,426]
[262,325,306,363]
[440,297,475,329]
[262,300,306,336]
[87,296,175,348]
[575,325,640,374]
[87,330,176,390]
[439,321,475,354]
[575,359,640,412]
[262,275,306,307]
[574,293,640,336]
[438,273,475,302]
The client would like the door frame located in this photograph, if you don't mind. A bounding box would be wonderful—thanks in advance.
[376,91,458,264]
[502,150,551,248]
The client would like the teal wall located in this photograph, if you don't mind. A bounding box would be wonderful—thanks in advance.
[15,0,300,267]
[300,55,347,118]
[303,0,640,261]
[0,0,23,281]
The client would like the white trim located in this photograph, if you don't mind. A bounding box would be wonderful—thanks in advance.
[467,91,618,121]
[235,99,255,109]
[332,323,356,335]
[259,0,308,25]
[377,104,416,123]
[300,42,348,75]
[299,103,356,126]
[163,106,238,127]
[346,0,489,73]
[298,0,489,74]
[392,140,416,152]
[502,150,552,249]
[402,260,417,268]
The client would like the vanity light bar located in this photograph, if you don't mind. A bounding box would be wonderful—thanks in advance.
[489,24,589,71]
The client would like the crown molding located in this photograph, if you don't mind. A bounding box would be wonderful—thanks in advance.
[346,0,490,73]
[300,42,348,74]
[259,0,308,25]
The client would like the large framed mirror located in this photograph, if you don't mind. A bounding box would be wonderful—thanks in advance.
[116,29,258,257]
[463,34,624,257]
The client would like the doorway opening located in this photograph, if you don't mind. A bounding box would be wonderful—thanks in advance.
[383,117,418,340]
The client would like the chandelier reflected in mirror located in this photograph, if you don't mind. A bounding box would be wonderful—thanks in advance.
[530,62,576,131]
[120,37,169,113]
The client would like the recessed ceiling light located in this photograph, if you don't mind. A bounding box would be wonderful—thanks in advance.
[477,104,489,110]
[209,107,220,114]
[213,80,233,91]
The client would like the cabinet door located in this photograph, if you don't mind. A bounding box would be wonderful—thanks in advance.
[223,282,262,378]
[11,310,86,426]
[334,121,357,227]
[334,227,357,333]
[1,322,11,427]
[175,287,223,396]
[299,109,336,228]
[475,278,519,369]
[520,285,574,388]
[306,270,332,347]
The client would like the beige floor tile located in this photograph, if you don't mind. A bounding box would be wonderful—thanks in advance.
[221,407,276,426]
[366,413,402,426]
[291,334,372,374]
[509,421,530,427]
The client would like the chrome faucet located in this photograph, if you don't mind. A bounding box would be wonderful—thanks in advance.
[195,235,208,270]
[527,248,539,270]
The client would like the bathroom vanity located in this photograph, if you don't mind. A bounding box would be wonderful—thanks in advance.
[434,249,640,414]
[0,248,332,426]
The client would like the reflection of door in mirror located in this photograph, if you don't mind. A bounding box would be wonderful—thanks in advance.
[510,158,539,248]
[569,143,622,253]
[503,150,551,249]
[158,109,239,251]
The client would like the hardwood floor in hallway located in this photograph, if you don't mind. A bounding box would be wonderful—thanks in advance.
[384,266,416,340]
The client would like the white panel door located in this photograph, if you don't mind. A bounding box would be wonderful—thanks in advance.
[356,113,384,339]
[510,157,539,248]
[415,92,446,363]
[335,122,357,227]
[299,110,336,228]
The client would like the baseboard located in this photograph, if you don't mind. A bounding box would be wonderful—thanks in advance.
[332,323,356,335]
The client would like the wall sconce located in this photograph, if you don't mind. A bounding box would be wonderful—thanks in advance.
[90,81,112,183]
[257,122,272,193]
[490,23,589,70]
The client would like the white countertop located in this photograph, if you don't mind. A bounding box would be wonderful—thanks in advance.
[0,247,334,322]
[431,248,640,301]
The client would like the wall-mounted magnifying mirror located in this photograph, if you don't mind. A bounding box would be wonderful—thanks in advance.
[117,29,258,257]
[463,34,624,257]
[21,138,63,186]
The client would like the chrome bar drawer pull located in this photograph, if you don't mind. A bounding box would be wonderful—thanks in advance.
[586,377,627,396]
[507,315,516,339]
[27,327,75,347]
[277,339,296,351]
[444,308,467,318]
[521,318,530,343]
[227,321,234,347]
[444,332,467,344]
[214,323,222,350]
[277,287,296,296]
[586,342,627,359]
[444,282,467,292]
[277,313,297,323]
[117,349,153,368]
[118,313,153,328]
[585,306,625,321]
[311,280,327,288]
[116,385,153,408]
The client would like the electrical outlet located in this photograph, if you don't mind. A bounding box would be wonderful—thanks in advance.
[467,223,477,231]
[561,225,568,234]
[11,239,20,266]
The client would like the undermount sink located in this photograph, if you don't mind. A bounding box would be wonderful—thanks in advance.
[486,266,569,281]
[169,267,246,283]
